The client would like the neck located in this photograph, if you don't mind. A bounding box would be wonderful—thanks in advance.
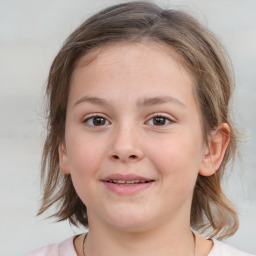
[84,215,195,256]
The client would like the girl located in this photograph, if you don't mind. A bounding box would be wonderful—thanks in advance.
[25,1,254,256]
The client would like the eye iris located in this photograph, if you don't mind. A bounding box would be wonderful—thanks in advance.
[153,117,166,125]
[93,117,106,126]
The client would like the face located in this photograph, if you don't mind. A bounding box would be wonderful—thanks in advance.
[59,42,209,231]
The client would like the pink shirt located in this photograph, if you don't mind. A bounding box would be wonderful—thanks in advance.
[24,236,255,256]
[24,237,77,256]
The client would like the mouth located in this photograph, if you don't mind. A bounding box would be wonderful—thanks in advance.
[105,180,153,185]
[102,174,155,194]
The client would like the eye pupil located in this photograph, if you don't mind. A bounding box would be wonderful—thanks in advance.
[93,117,106,126]
[153,117,166,125]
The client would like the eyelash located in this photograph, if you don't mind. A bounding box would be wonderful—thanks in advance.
[83,114,174,127]
[146,114,173,126]
[83,114,110,127]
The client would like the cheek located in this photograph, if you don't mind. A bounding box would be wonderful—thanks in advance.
[65,135,105,197]
[67,142,103,206]
[66,128,105,172]
[147,133,203,187]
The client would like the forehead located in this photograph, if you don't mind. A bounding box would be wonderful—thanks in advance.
[69,41,197,108]
[76,41,190,72]
[72,41,195,85]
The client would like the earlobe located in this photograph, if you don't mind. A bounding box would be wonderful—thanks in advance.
[58,142,70,174]
[199,123,230,176]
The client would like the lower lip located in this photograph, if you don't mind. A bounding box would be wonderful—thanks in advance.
[102,181,154,195]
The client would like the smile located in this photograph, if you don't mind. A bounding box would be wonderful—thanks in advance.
[106,180,152,185]
[102,174,155,194]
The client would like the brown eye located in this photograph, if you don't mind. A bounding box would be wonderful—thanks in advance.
[85,116,110,126]
[153,117,167,126]
[93,117,106,126]
[146,115,173,126]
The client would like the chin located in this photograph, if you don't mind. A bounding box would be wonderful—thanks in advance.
[105,210,155,232]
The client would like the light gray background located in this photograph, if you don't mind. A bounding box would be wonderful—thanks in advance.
[0,0,255,255]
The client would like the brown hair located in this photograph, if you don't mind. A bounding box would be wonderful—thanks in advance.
[39,1,239,238]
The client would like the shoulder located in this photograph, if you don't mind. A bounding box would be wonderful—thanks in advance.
[209,239,255,256]
[23,236,77,256]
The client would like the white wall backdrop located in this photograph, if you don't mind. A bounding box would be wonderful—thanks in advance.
[0,0,255,255]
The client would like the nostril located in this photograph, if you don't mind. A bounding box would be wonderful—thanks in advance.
[111,154,139,160]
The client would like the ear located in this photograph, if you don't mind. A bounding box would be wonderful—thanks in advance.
[199,123,230,176]
[58,142,70,174]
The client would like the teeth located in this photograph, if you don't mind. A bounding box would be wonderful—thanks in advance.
[113,180,126,184]
[109,180,148,184]
[126,180,135,184]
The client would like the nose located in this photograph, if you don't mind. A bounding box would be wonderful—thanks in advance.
[109,124,144,162]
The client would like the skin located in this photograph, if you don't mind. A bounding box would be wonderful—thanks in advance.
[59,42,230,256]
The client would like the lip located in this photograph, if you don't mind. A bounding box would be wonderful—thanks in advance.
[101,173,155,195]
[102,173,154,182]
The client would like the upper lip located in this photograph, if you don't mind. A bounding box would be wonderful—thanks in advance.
[102,173,154,182]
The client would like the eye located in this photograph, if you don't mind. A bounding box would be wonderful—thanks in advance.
[83,115,110,127]
[146,115,173,126]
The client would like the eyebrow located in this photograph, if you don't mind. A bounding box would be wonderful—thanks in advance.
[137,96,186,108]
[74,96,106,107]
[73,95,186,108]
